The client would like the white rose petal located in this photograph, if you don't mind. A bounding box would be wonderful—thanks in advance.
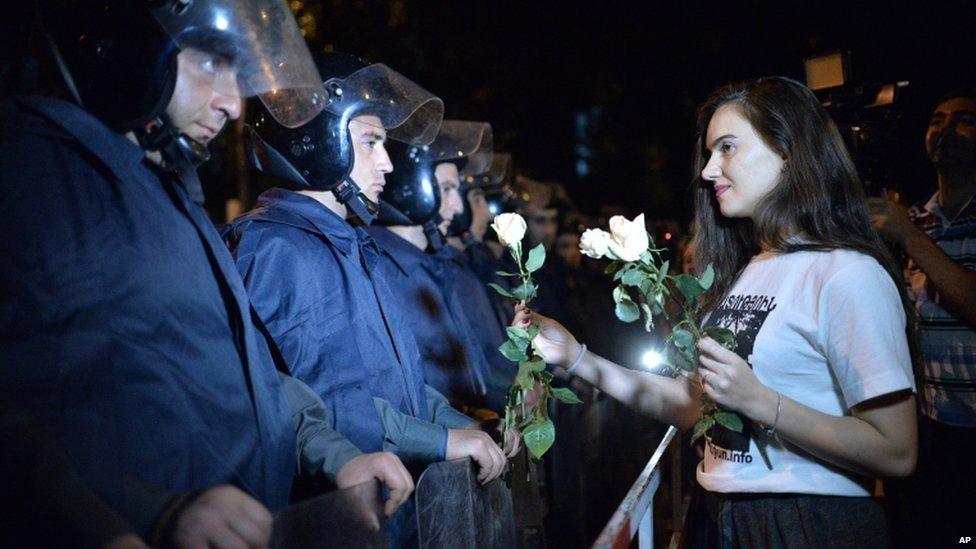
[579,228,612,259]
[491,212,527,247]
[607,213,649,262]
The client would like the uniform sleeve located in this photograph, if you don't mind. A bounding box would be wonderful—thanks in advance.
[278,373,362,482]
[425,385,476,429]
[817,258,915,408]
[372,398,449,462]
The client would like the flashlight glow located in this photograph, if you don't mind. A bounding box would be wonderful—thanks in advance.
[641,350,663,369]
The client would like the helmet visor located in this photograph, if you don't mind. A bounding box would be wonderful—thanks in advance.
[464,152,511,188]
[153,0,325,128]
[425,120,493,176]
[324,63,445,146]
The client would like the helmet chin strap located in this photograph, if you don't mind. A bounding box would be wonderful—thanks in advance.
[137,115,211,205]
[423,217,446,251]
[333,177,379,224]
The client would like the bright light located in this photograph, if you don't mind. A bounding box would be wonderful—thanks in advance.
[214,13,229,31]
[641,350,663,369]
[664,232,672,241]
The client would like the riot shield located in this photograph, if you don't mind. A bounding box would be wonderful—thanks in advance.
[415,458,516,548]
[271,478,388,548]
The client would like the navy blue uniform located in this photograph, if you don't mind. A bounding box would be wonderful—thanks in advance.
[0,98,297,533]
[368,227,495,411]
[224,189,471,462]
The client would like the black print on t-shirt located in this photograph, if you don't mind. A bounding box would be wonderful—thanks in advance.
[703,294,777,454]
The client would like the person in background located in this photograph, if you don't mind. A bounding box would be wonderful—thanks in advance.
[869,88,976,545]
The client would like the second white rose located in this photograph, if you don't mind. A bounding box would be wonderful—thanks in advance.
[607,213,649,262]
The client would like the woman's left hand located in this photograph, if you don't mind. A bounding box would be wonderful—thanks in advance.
[697,337,774,420]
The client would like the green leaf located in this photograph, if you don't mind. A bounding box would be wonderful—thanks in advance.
[671,328,694,352]
[520,358,546,373]
[698,263,715,290]
[674,274,706,301]
[514,364,532,391]
[690,416,715,444]
[507,326,530,341]
[498,339,525,362]
[659,260,670,278]
[487,283,515,298]
[615,299,640,322]
[495,270,520,277]
[511,281,538,302]
[604,262,622,275]
[525,244,546,273]
[669,346,694,372]
[638,277,655,296]
[621,268,644,287]
[612,285,625,303]
[516,359,543,387]
[527,324,541,340]
[551,387,583,404]
[613,268,626,282]
[703,326,737,351]
[522,418,556,460]
[714,411,744,432]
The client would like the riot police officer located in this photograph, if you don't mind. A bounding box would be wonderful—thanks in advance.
[1,3,412,546]
[226,54,508,547]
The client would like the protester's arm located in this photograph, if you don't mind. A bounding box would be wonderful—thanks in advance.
[869,197,976,326]
[513,306,701,429]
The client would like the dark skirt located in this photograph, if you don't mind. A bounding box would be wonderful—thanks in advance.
[685,490,890,549]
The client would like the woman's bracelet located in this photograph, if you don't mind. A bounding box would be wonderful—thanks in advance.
[764,391,783,437]
[565,343,587,375]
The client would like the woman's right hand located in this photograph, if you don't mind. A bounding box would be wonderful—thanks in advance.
[513,304,581,367]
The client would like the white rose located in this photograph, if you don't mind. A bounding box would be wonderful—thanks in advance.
[491,212,527,247]
[579,228,612,259]
[607,213,649,262]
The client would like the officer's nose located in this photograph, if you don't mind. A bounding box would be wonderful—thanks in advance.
[213,92,243,122]
[375,142,393,174]
[451,192,464,216]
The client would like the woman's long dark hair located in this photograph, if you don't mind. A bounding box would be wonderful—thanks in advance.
[691,76,921,378]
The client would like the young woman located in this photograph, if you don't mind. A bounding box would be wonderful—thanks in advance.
[515,77,918,548]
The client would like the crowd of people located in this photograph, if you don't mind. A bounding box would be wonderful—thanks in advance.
[1,1,974,548]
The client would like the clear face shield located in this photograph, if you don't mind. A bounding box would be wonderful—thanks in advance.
[323,63,445,146]
[464,152,511,188]
[421,121,493,175]
[152,0,326,128]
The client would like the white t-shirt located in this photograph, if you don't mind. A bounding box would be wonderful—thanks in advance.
[696,249,915,496]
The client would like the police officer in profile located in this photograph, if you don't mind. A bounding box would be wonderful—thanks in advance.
[368,120,515,416]
[225,54,508,547]
[0,2,413,546]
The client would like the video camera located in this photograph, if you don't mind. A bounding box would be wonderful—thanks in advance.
[805,51,910,199]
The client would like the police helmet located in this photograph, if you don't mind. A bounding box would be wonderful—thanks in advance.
[245,52,444,224]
